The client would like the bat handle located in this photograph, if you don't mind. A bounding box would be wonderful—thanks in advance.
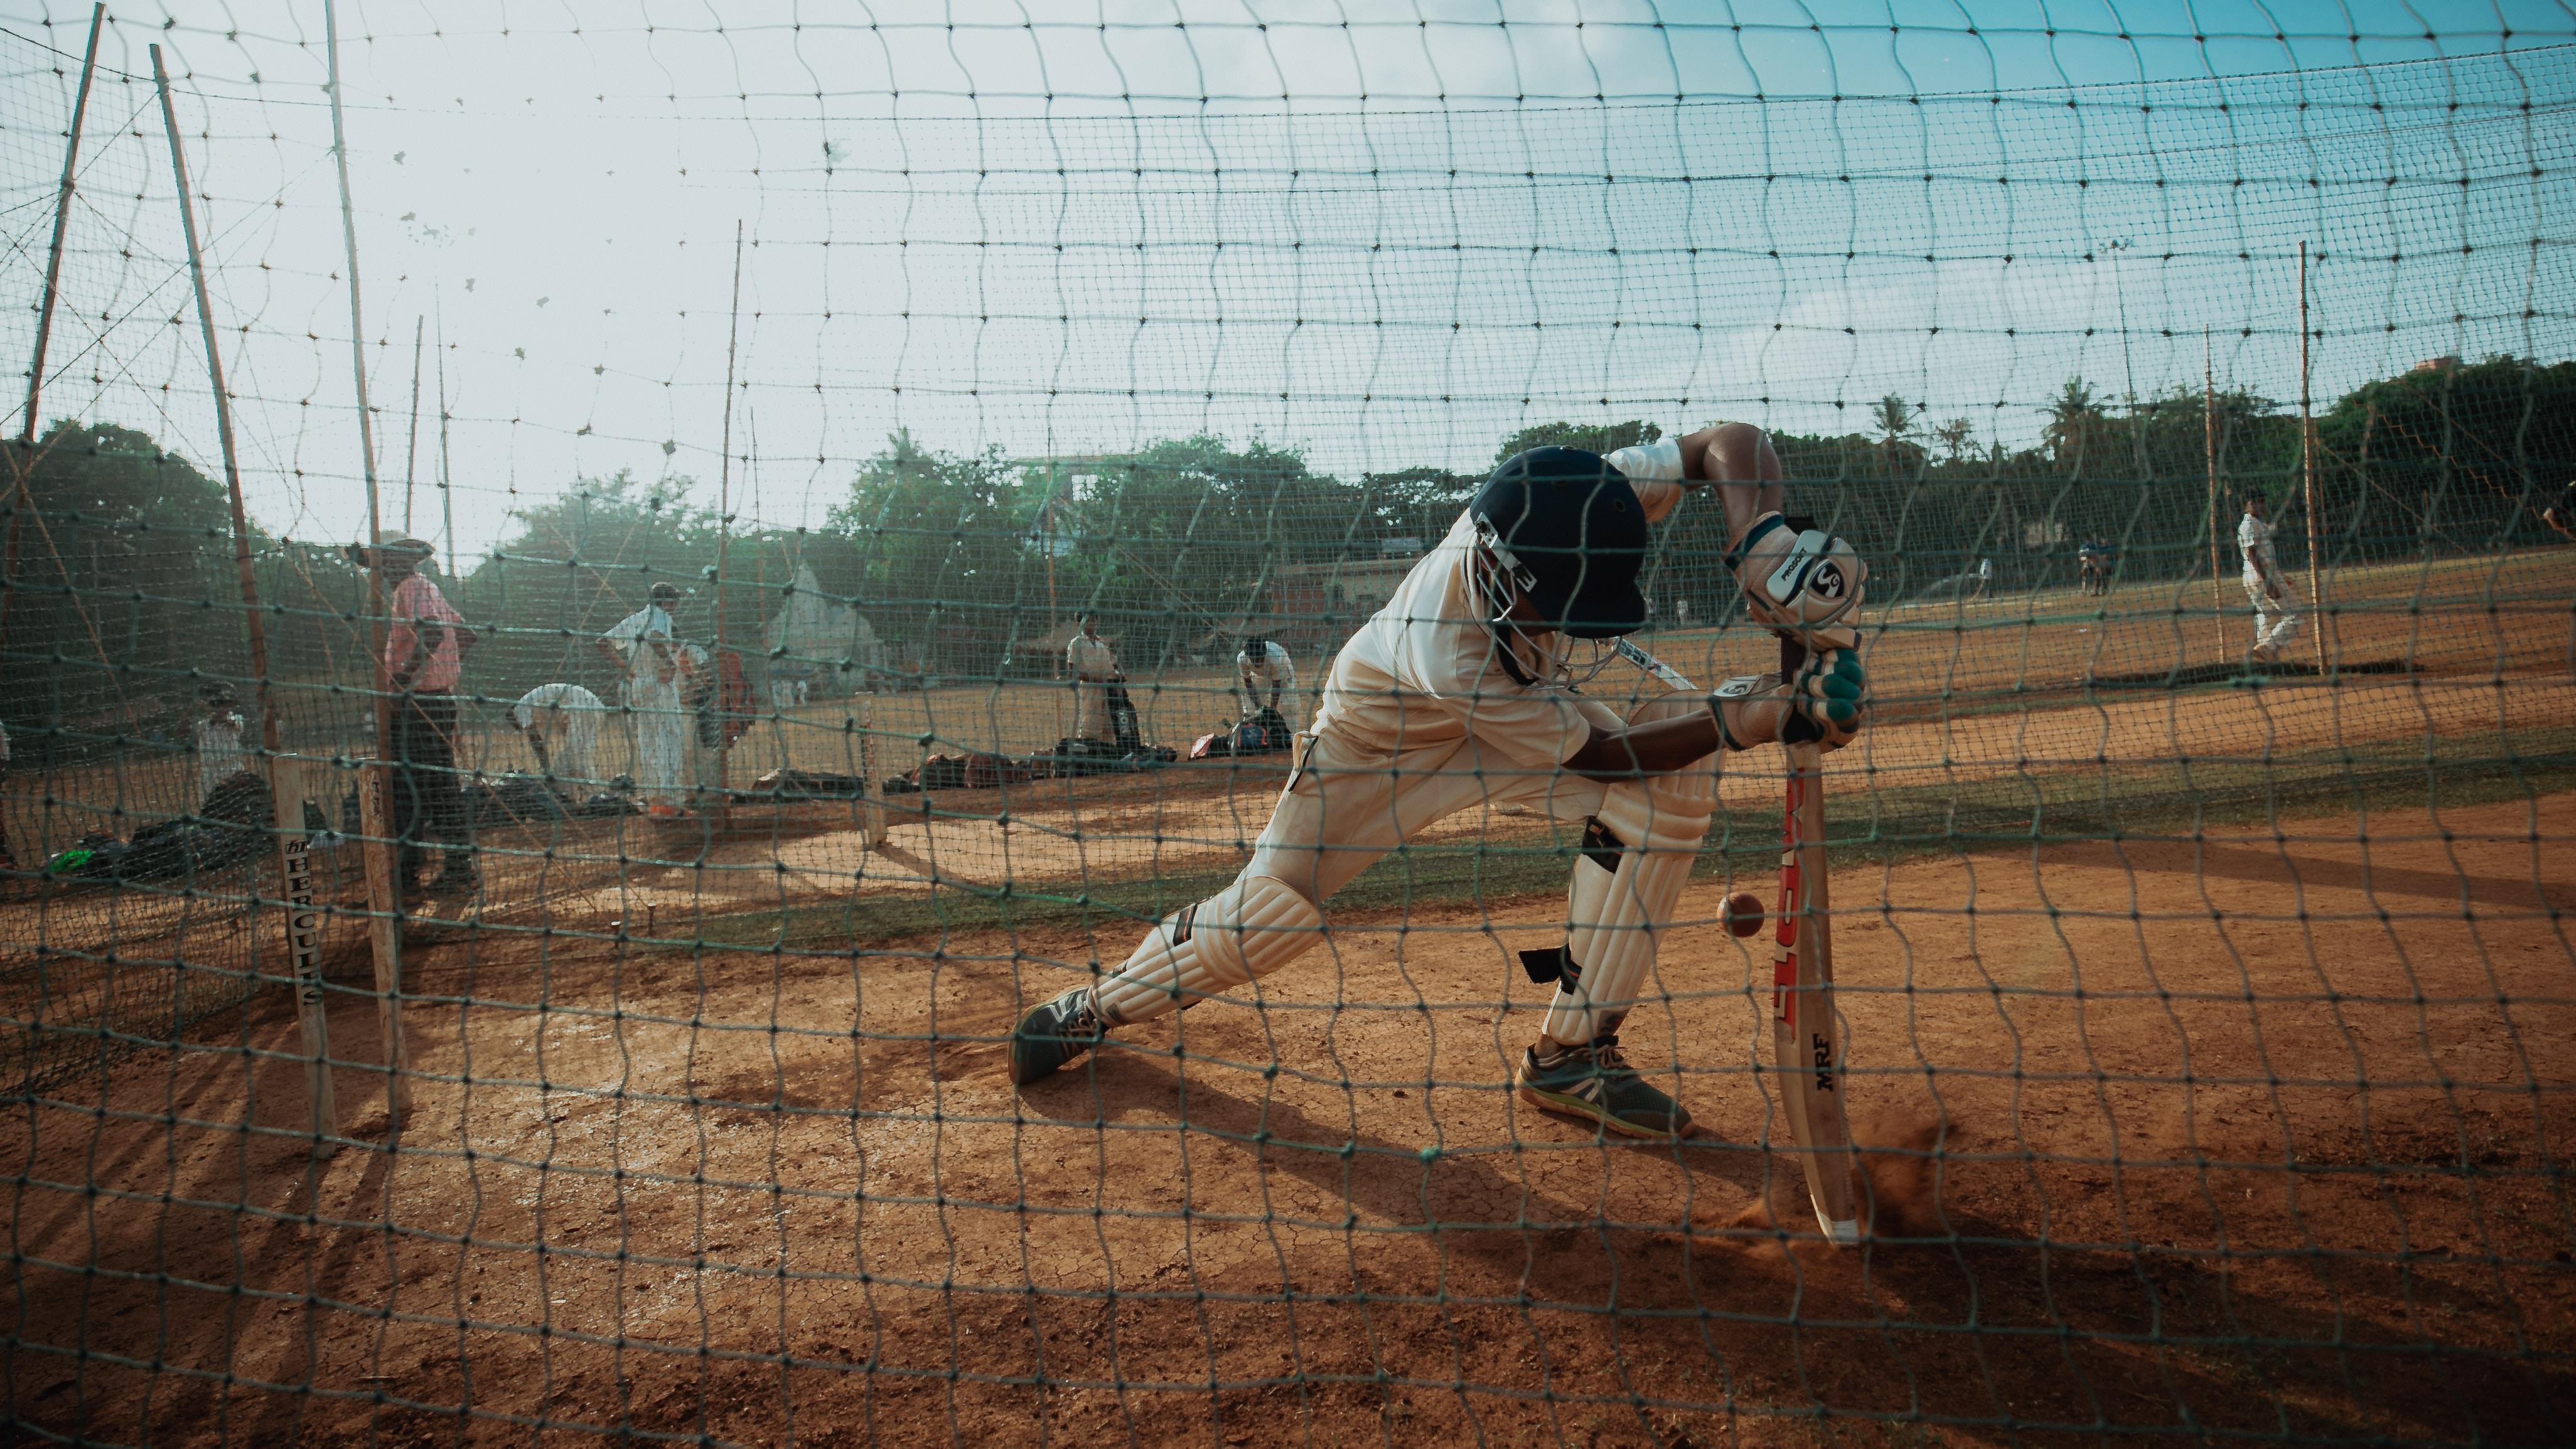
[1779,633,1807,676]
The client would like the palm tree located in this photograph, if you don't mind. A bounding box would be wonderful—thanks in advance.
[2041,378,2106,473]
[1870,394,1917,447]
[1933,417,1975,464]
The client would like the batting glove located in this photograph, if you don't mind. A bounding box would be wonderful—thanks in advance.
[1708,648,1868,754]
[1725,512,1867,648]
[1782,648,1867,751]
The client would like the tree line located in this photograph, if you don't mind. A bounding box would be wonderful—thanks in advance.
[3,354,2567,754]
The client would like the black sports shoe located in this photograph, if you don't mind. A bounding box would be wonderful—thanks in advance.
[1010,986,1105,1086]
[1513,1034,1693,1142]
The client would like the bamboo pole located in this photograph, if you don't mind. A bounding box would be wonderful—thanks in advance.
[401,317,424,534]
[2204,332,2224,660]
[16,3,100,448]
[4,3,106,653]
[2299,242,2327,675]
[325,0,407,1132]
[436,314,456,579]
[154,43,341,1151]
[326,0,394,749]
[711,222,744,820]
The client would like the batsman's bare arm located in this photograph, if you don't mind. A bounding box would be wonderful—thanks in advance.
[1553,420,1845,784]
[1676,422,1787,542]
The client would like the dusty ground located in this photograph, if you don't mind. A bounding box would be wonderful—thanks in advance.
[7,788,2572,1446]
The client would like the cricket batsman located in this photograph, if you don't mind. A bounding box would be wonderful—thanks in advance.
[1011,425,1869,1141]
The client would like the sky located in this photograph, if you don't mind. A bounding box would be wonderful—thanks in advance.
[3,0,2570,564]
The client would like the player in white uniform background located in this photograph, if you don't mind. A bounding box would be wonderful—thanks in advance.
[1236,636,1299,727]
[1012,425,1869,1141]
[2238,493,2302,662]
[597,582,689,814]
[510,682,605,786]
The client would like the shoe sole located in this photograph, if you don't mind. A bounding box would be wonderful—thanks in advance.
[1513,1077,1688,1143]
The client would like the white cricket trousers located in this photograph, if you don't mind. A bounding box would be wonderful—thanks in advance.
[1071,678,1117,741]
[1247,710,1629,905]
[1159,692,1716,1040]
[549,710,601,786]
[625,677,689,806]
[2243,575,2302,653]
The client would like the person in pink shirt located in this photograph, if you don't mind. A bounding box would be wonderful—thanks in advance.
[355,537,480,896]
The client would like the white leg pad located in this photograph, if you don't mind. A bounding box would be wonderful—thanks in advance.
[1540,765,1716,1045]
[1092,874,1324,1026]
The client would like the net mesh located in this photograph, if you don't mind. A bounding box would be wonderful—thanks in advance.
[3,5,2572,1444]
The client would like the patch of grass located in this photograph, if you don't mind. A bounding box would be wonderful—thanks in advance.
[677,726,2576,957]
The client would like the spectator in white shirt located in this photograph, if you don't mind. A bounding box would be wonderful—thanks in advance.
[596,582,689,812]
[1065,614,1122,742]
[194,684,250,803]
[2238,493,2302,663]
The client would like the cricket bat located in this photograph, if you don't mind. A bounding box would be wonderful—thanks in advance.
[1773,629,1859,1244]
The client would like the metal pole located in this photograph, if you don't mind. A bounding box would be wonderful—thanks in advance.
[2299,242,2327,675]
[401,316,423,534]
[712,222,744,817]
[2205,331,2224,660]
[4,3,107,653]
[155,43,341,1152]
[326,0,407,1133]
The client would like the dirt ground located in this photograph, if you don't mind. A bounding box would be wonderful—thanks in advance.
[8,788,2572,1446]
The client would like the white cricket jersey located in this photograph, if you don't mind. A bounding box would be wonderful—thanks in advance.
[1066,633,1119,679]
[604,605,676,687]
[2238,513,2280,580]
[1312,461,1684,772]
[511,682,604,732]
[1238,641,1297,695]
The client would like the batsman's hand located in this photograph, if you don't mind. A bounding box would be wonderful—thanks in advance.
[1710,649,1867,753]
[1780,648,1867,751]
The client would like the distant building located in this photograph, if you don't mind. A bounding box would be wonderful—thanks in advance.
[2411,355,2461,373]
[1267,557,1420,653]
[1380,536,1424,558]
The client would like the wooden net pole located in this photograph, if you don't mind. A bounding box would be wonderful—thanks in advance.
[437,313,457,580]
[2299,242,2328,676]
[154,43,340,1151]
[4,3,105,655]
[400,317,423,535]
[2205,331,2225,660]
[325,0,407,1133]
[712,222,744,820]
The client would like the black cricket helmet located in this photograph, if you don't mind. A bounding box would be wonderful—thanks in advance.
[1471,447,1650,639]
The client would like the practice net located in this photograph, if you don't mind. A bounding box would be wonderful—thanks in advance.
[2,4,2571,1444]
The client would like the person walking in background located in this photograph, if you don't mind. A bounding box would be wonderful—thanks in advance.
[510,683,605,788]
[597,581,688,815]
[2238,493,2303,663]
[2544,481,2576,540]
[193,684,249,803]
[1066,614,1122,743]
[359,537,480,895]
